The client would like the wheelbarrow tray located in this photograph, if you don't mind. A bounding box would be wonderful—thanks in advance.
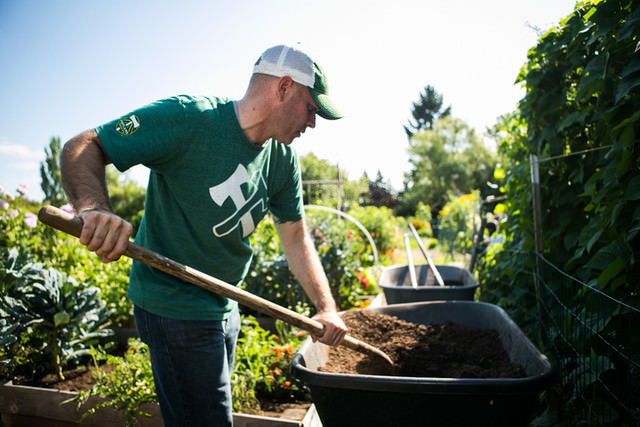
[291,301,555,427]
[379,264,479,304]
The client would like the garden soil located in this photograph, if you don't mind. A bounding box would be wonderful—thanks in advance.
[35,367,311,420]
[320,310,526,378]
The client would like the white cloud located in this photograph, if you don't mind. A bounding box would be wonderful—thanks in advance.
[11,161,41,171]
[0,141,44,160]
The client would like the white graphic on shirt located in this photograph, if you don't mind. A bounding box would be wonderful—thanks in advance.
[209,164,268,238]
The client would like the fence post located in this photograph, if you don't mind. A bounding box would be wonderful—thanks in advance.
[530,153,543,325]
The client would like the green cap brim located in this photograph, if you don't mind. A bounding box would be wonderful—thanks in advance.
[310,89,343,120]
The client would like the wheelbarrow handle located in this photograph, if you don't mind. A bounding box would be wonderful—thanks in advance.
[37,206,393,366]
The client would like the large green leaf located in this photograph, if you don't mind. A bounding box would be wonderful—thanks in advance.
[615,56,640,102]
[557,111,588,131]
[586,241,629,272]
[624,175,640,200]
[597,256,625,287]
[577,53,609,101]
[618,4,640,40]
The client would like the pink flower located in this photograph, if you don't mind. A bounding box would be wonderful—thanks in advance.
[7,209,18,218]
[24,213,37,228]
[0,199,8,210]
[16,184,28,196]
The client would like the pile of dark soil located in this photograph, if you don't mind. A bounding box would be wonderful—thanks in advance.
[320,310,525,378]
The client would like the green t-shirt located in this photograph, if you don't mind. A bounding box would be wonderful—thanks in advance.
[96,95,304,320]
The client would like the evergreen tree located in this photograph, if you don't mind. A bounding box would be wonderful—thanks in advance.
[362,171,398,209]
[40,137,66,206]
[404,85,451,140]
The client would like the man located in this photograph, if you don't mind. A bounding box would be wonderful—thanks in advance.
[61,44,348,427]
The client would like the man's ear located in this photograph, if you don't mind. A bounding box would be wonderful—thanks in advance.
[277,76,295,101]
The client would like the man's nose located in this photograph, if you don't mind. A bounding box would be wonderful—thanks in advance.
[307,113,316,129]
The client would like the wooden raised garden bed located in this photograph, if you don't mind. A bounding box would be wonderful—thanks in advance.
[0,381,321,427]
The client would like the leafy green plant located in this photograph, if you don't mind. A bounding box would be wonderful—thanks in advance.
[0,319,18,347]
[0,190,133,327]
[243,218,309,314]
[67,317,308,423]
[243,212,379,313]
[410,202,433,237]
[477,1,640,423]
[0,249,113,380]
[256,319,309,402]
[70,339,156,427]
[438,192,480,259]
[231,316,271,412]
[308,212,378,310]
[347,205,405,264]
[232,316,309,413]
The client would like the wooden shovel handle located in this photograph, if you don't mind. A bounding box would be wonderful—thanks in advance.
[37,206,393,365]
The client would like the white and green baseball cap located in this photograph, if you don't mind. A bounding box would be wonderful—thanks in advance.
[253,45,343,120]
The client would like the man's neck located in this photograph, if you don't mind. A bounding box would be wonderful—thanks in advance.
[235,98,270,146]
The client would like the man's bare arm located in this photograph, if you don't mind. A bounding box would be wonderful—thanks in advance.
[61,129,116,212]
[61,130,132,262]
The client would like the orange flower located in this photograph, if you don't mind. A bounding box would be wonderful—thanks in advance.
[284,381,291,388]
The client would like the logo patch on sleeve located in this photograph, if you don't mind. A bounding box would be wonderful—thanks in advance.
[115,115,140,136]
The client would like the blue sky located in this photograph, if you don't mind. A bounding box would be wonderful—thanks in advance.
[0,0,576,201]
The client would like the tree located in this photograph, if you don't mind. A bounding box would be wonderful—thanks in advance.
[40,137,66,206]
[299,153,340,206]
[361,171,398,209]
[404,85,451,139]
[298,153,369,210]
[399,116,496,217]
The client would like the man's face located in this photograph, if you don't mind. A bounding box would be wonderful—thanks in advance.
[274,82,319,145]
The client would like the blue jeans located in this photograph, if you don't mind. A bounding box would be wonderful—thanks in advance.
[134,305,241,427]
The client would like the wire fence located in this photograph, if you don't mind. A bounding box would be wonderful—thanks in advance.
[534,253,640,425]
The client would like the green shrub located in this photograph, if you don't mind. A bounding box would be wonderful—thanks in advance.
[410,202,433,237]
[232,316,309,413]
[0,190,132,327]
[438,192,479,259]
[70,339,156,427]
[68,317,309,422]
[347,205,405,264]
[308,211,378,309]
[0,249,113,381]
[243,212,379,313]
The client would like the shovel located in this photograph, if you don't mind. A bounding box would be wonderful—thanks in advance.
[408,223,445,287]
[403,233,418,288]
[38,206,393,366]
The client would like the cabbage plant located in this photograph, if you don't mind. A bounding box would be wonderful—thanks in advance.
[0,249,113,380]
